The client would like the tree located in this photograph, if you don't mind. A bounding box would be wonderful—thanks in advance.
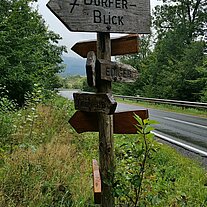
[153,0,207,43]
[114,35,152,96]
[149,0,207,101]
[117,0,207,101]
[0,0,66,106]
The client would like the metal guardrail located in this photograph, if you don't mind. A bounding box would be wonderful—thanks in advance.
[114,95,207,110]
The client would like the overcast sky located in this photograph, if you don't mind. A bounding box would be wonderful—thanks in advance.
[35,0,161,58]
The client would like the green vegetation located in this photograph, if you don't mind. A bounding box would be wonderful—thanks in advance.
[0,92,95,206]
[0,0,207,206]
[0,0,66,106]
[59,75,86,90]
[1,94,207,206]
[115,0,207,102]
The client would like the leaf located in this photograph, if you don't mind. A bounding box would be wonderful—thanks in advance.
[132,174,141,188]
[146,133,154,140]
[144,125,155,134]
[133,114,144,127]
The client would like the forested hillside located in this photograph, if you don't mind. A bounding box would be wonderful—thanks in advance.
[0,0,66,106]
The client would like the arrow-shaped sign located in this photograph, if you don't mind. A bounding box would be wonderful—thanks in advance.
[69,110,149,134]
[86,51,138,86]
[46,0,150,33]
[72,34,140,58]
[96,59,138,83]
[73,92,117,114]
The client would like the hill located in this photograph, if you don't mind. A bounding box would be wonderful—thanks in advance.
[60,56,86,76]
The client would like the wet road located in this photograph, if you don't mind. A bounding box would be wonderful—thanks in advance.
[60,90,207,154]
[117,102,207,154]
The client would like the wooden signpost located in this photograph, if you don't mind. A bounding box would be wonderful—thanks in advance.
[86,51,96,87]
[47,0,150,33]
[86,51,138,87]
[97,59,138,83]
[73,92,117,114]
[72,34,140,58]
[47,0,150,206]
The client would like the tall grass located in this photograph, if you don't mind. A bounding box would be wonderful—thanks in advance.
[0,93,96,206]
[0,93,207,206]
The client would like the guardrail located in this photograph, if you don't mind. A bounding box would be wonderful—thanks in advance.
[114,95,207,110]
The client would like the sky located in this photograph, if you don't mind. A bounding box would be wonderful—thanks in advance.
[35,0,161,58]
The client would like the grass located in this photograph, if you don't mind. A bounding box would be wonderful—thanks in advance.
[116,98,207,118]
[114,134,207,206]
[0,95,97,207]
[0,94,207,206]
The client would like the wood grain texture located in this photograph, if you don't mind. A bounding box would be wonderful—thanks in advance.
[72,34,139,58]
[86,51,96,87]
[73,92,117,114]
[96,32,114,206]
[96,59,138,83]
[69,110,149,134]
[92,159,101,204]
[47,0,150,33]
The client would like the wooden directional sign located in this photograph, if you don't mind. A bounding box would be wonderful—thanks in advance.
[96,59,138,83]
[86,51,96,87]
[46,0,150,33]
[73,92,117,114]
[72,34,139,58]
[69,109,149,134]
[92,159,101,204]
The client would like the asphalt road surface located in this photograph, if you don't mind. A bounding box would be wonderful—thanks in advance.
[59,90,207,156]
[117,102,207,155]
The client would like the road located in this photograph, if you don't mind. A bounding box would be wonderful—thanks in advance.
[59,90,207,156]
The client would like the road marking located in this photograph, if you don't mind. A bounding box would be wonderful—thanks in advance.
[153,131,207,157]
[163,117,207,129]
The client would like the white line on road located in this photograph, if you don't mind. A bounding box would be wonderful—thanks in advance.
[152,131,207,157]
[163,117,207,129]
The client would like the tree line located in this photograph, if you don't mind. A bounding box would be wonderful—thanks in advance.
[0,0,207,106]
[115,0,207,102]
[0,0,66,106]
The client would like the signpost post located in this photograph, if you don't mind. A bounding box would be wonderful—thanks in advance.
[96,32,114,206]
[47,0,150,206]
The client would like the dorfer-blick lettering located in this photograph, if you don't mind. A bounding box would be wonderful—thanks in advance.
[93,10,124,25]
[84,0,128,9]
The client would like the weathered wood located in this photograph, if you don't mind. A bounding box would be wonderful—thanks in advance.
[46,0,150,33]
[86,51,96,87]
[96,32,114,207]
[73,92,117,114]
[92,159,101,204]
[114,110,149,133]
[96,59,138,83]
[68,110,149,134]
[72,34,140,58]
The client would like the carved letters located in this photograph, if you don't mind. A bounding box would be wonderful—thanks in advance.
[47,0,150,33]
[73,92,117,114]
[97,59,138,82]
